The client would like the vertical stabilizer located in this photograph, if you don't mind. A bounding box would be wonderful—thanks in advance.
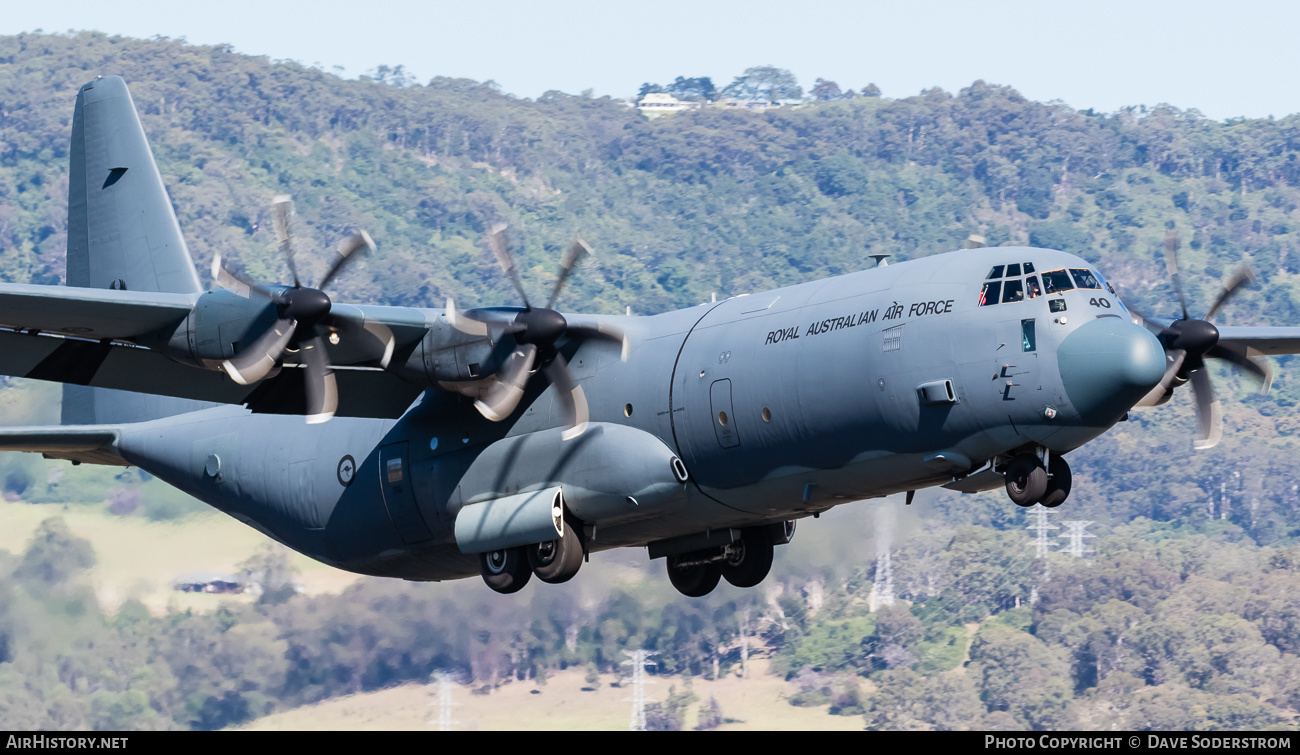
[62,77,211,425]
[66,76,202,294]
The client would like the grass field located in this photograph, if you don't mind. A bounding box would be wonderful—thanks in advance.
[235,659,865,731]
[0,501,365,612]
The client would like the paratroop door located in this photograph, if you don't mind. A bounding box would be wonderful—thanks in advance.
[379,441,433,544]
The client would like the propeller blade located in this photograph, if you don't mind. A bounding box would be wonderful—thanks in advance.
[473,344,538,422]
[211,253,269,299]
[317,230,375,292]
[1136,349,1187,407]
[1207,342,1273,393]
[1164,230,1190,321]
[1203,266,1255,322]
[543,353,590,440]
[445,297,488,336]
[546,234,594,310]
[486,224,531,309]
[1126,305,1179,339]
[300,334,338,424]
[272,195,300,287]
[1187,366,1222,450]
[566,322,630,362]
[329,314,396,369]
[222,317,297,385]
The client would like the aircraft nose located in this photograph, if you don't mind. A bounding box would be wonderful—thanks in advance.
[1057,317,1165,424]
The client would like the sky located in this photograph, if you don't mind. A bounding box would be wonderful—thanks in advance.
[2,0,1297,121]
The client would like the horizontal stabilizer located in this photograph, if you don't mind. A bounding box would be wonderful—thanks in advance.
[0,425,124,466]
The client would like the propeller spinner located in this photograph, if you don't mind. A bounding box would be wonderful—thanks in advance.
[447,225,628,439]
[1128,231,1272,449]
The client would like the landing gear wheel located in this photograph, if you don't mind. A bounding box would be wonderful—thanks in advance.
[667,557,723,598]
[722,527,774,588]
[528,520,584,584]
[481,547,532,594]
[1039,455,1072,508]
[1005,454,1048,507]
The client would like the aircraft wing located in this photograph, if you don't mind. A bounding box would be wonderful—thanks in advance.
[0,282,195,339]
[1217,327,1300,356]
[0,329,424,419]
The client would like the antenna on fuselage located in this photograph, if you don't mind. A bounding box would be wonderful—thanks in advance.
[965,234,987,249]
[868,253,890,267]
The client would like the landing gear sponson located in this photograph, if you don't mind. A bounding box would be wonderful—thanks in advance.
[1002,448,1071,508]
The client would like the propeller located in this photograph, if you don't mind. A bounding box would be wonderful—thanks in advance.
[447,225,628,438]
[1127,230,1272,449]
[212,195,390,424]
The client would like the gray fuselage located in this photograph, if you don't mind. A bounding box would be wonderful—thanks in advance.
[113,246,1163,581]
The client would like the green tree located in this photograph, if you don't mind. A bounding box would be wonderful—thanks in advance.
[15,517,94,585]
[720,65,803,101]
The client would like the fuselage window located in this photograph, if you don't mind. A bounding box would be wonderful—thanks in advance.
[1069,268,1102,289]
[979,280,1002,306]
[1042,270,1074,293]
[986,265,1005,279]
[1026,276,1042,299]
[1021,319,1037,352]
[1006,263,1022,277]
[1002,278,1025,303]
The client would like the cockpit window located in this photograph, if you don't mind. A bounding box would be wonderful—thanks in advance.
[1042,270,1074,293]
[1023,262,1035,274]
[1026,276,1042,299]
[986,265,1005,279]
[1006,263,1022,277]
[1002,278,1025,303]
[1070,268,1102,289]
[979,281,1002,306]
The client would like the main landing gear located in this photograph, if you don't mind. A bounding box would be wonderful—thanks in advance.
[665,523,788,598]
[480,519,585,594]
[1003,451,1071,508]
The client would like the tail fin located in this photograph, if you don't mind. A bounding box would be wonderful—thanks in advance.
[66,75,202,294]
[62,77,212,425]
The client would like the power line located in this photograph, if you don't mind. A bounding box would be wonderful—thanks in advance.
[1059,520,1096,560]
[621,650,657,731]
[1026,505,1059,559]
[427,671,459,731]
[870,504,895,611]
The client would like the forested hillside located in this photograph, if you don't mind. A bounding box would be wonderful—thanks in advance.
[2,32,1300,731]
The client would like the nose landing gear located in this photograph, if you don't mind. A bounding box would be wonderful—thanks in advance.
[1003,451,1071,508]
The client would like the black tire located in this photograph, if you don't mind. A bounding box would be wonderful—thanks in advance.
[528,520,584,584]
[722,528,774,588]
[1039,455,1072,508]
[1005,455,1048,507]
[666,557,723,598]
[480,547,532,594]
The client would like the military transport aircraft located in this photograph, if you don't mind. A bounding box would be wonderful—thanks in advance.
[1,76,1297,597]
